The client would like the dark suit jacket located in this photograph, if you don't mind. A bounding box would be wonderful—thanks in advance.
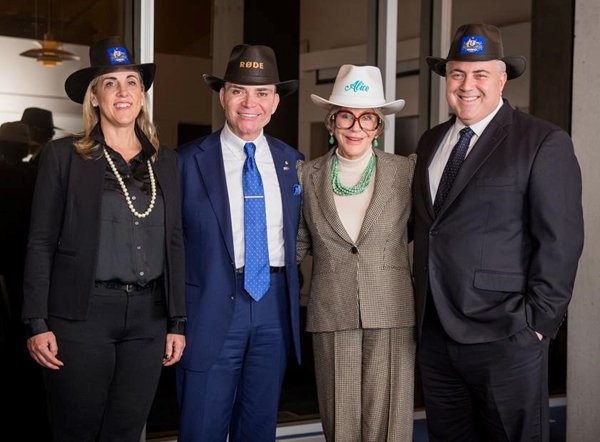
[22,136,186,322]
[177,130,304,371]
[412,101,584,343]
[0,162,36,337]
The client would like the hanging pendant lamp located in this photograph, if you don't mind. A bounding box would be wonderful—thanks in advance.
[19,0,80,67]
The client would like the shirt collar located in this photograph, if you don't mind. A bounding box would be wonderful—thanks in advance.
[453,98,504,138]
[221,123,266,159]
[91,123,156,162]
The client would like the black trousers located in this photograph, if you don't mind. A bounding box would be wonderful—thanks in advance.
[418,304,550,442]
[44,283,167,442]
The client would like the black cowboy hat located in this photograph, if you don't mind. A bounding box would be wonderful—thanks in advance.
[426,23,526,80]
[0,121,30,144]
[64,36,156,104]
[21,107,62,132]
[203,44,298,97]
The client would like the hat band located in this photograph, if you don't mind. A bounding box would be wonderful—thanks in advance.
[223,74,281,85]
[327,94,388,107]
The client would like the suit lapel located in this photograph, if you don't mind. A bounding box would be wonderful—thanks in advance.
[152,149,170,201]
[356,151,396,243]
[269,139,293,245]
[73,153,105,224]
[437,104,512,217]
[195,133,235,262]
[311,152,354,244]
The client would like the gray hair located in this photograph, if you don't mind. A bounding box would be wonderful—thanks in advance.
[445,59,507,74]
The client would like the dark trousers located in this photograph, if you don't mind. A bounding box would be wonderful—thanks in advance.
[177,271,291,442]
[45,284,167,442]
[418,304,550,442]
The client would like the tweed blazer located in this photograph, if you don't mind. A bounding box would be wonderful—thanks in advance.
[297,149,416,333]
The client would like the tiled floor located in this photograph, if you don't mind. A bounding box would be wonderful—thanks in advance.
[148,398,567,441]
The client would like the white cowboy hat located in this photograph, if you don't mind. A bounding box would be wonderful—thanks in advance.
[311,64,405,115]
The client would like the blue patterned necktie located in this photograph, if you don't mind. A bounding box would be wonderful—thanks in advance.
[242,142,270,301]
[433,127,475,215]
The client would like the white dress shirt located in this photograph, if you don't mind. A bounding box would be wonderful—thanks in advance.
[221,123,285,268]
[428,99,504,202]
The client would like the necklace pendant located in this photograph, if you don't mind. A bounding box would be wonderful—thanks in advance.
[330,154,376,196]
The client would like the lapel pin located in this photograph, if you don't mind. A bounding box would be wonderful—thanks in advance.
[283,160,289,171]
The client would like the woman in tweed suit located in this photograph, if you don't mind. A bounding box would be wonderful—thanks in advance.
[297,64,416,442]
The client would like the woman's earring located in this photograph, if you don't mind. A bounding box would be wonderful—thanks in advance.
[372,137,379,148]
[328,133,335,145]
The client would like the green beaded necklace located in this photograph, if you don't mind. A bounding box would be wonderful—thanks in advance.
[331,153,376,196]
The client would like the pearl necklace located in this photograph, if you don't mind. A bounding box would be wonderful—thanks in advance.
[103,148,157,218]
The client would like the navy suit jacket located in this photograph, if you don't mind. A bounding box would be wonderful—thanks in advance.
[178,130,304,371]
[412,101,584,343]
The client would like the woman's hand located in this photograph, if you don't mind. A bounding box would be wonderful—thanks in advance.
[27,331,64,370]
[162,333,186,366]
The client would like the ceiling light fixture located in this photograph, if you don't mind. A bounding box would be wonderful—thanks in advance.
[19,0,80,67]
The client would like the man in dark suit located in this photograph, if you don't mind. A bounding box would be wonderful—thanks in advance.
[412,24,584,441]
[20,107,59,166]
[176,45,304,441]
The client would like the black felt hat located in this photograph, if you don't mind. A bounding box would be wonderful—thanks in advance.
[64,36,156,104]
[21,107,61,131]
[426,23,526,80]
[203,44,298,97]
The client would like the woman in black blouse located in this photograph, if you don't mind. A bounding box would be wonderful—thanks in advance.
[22,37,186,442]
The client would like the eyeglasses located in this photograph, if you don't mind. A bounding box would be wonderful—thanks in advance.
[332,111,381,131]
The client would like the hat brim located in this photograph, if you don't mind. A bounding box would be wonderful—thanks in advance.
[310,94,405,115]
[203,74,298,97]
[65,63,156,104]
[426,55,526,80]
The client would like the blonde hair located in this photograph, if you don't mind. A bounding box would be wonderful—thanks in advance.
[74,71,160,159]
[324,106,385,138]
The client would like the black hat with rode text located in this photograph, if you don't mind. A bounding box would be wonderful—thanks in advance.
[426,23,526,80]
[203,44,298,97]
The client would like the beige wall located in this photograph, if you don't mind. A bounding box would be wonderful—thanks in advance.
[567,0,600,439]
[0,36,88,135]
[152,53,212,148]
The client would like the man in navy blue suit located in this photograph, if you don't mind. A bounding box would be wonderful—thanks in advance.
[176,44,304,441]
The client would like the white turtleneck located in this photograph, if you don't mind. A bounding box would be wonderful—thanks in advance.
[333,148,376,242]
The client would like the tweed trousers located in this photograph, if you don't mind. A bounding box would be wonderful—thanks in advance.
[312,327,416,442]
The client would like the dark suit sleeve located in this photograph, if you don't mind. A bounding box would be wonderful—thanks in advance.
[406,153,417,243]
[525,129,584,338]
[22,141,66,319]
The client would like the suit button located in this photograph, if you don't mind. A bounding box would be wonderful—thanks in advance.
[351,246,358,254]
[429,230,438,236]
